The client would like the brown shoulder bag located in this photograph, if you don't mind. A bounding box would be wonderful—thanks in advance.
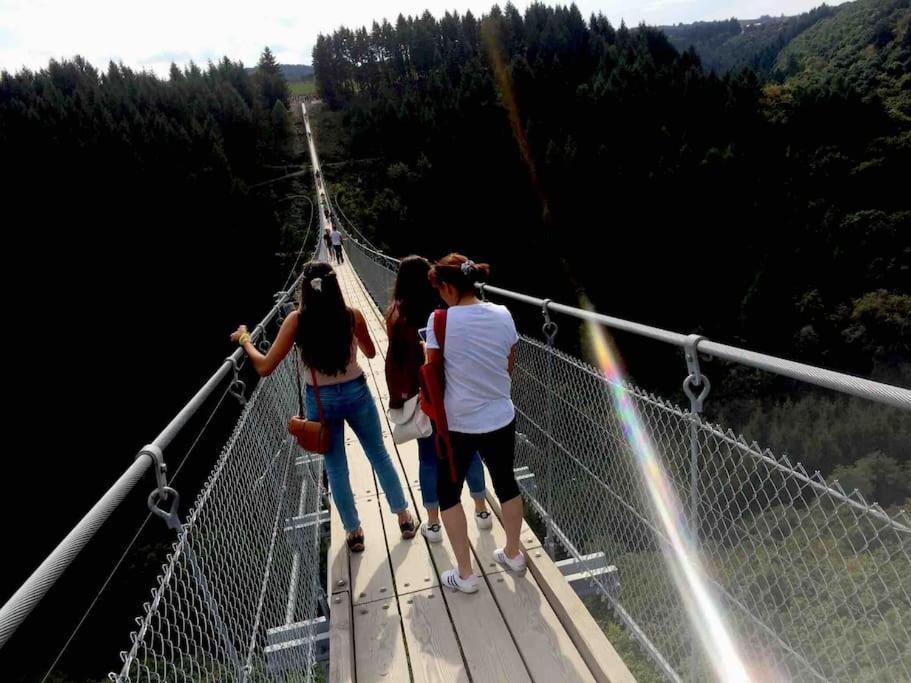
[288,357,331,454]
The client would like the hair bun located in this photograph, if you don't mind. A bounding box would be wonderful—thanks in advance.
[430,253,491,292]
[469,262,490,283]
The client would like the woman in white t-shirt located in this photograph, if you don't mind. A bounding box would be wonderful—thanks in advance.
[425,253,526,593]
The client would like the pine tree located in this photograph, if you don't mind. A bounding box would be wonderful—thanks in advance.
[257,46,280,76]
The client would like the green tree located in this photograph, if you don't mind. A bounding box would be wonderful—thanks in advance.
[253,45,289,112]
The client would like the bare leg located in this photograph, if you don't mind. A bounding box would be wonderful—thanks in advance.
[441,503,473,578]
[500,495,524,558]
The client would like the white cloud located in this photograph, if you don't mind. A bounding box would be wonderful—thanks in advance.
[0,0,848,77]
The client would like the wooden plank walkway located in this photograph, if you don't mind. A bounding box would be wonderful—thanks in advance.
[327,254,636,683]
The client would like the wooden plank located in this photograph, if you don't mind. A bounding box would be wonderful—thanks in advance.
[350,496,395,605]
[442,580,531,683]
[378,482,439,596]
[394,438,423,492]
[338,263,380,322]
[358,366,413,497]
[482,473,635,681]
[342,343,408,499]
[360,359,429,518]
[399,589,469,682]
[344,274,376,312]
[329,503,351,595]
[329,590,354,683]
[489,571,596,683]
[393,480,508,578]
[525,551,636,683]
[343,424,381,500]
[353,597,409,681]
[460,487,505,576]
[347,314,418,494]
[360,350,439,598]
[425,524,481,580]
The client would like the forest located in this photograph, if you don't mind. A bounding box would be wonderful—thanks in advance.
[0,47,312,681]
[1,1,908,679]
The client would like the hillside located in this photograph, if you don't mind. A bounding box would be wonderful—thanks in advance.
[245,63,313,80]
[662,4,842,74]
[776,0,911,119]
[277,63,314,80]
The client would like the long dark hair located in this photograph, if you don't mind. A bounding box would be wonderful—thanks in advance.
[389,255,439,326]
[296,260,353,376]
[429,253,491,296]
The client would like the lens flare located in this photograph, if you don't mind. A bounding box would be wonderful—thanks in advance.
[483,17,751,678]
[583,300,752,682]
[482,20,548,212]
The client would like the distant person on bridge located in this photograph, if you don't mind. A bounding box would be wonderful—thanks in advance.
[231,260,416,552]
[330,227,344,264]
[424,253,525,593]
[385,256,493,544]
[323,228,332,258]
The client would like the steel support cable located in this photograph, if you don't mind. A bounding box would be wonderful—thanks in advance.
[281,195,315,293]
[343,237,909,411]
[331,191,377,250]
[39,381,235,680]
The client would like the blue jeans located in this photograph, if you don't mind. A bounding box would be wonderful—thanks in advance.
[306,375,408,532]
[417,429,486,510]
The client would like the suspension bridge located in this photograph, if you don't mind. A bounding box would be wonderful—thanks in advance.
[0,99,909,682]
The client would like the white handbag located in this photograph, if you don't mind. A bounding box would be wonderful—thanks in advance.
[387,394,433,444]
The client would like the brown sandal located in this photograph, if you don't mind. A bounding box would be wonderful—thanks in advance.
[399,514,417,540]
[346,531,365,553]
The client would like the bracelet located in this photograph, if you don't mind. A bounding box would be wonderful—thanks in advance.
[238,333,252,346]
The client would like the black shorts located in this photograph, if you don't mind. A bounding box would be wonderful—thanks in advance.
[438,419,520,511]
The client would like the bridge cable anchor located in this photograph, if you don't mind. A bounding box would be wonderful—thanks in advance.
[682,335,710,552]
[541,299,558,346]
[255,323,272,354]
[274,290,290,324]
[225,355,248,406]
[139,444,182,531]
[681,334,711,414]
[540,299,559,559]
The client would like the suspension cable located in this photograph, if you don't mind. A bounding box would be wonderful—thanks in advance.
[331,190,377,250]
[39,381,235,680]
[281,195,315,293]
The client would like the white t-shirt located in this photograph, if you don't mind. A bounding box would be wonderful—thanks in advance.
[330,231,343,246]
[425,302,519,434]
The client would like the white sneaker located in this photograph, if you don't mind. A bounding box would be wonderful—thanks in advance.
[441,568,479,594]
[475,510,493,530]
[493,548,527,572]
[421,521,443,543]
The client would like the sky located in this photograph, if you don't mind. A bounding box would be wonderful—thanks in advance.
[0,0,846,76]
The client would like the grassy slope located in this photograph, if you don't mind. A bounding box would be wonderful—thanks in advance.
[289,77,316,97]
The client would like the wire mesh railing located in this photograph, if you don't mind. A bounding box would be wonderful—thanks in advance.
[344,235,911,682]
[111,352,326,682]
